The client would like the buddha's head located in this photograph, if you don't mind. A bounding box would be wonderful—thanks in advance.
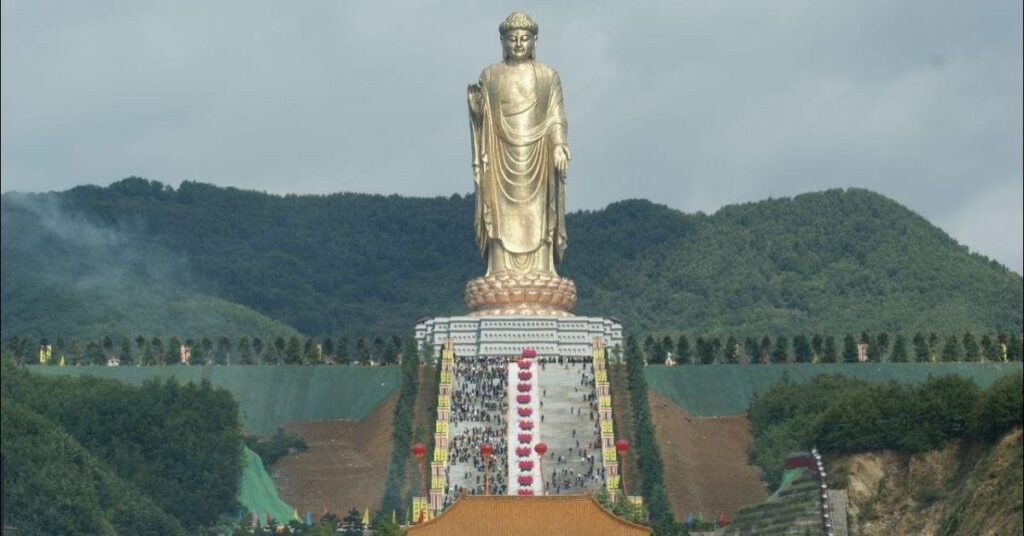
[499,11,538,62]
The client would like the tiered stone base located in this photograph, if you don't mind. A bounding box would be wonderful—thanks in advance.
[464,273,577,316]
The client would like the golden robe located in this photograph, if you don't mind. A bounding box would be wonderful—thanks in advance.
[469,61,568,277]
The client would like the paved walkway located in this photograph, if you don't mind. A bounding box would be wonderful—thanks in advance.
[537,358,604,494]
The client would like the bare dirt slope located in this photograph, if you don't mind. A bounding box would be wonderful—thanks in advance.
[649,391,767,519]
[271,393,396,516]
[837,427,1023,536]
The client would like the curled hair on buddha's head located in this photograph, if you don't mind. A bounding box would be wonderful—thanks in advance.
[499,11,538,37]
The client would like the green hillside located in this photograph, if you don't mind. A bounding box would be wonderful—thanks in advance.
[646,362,1024,417]
[1,399,187,535]
[3,179,1020,338]
[1,359,244,531]
[32,364,401,435]
[1,190,302,342]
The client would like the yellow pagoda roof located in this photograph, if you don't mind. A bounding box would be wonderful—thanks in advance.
[405,493,652,536]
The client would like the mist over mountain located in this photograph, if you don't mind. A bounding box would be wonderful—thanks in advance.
[2,178,1020,340]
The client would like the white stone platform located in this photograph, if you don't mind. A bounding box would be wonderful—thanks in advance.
[415,315,623,359]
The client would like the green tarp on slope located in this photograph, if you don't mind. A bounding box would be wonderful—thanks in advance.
[32,365,401,435]
[238,446,294,525]
[646,362,1023,416]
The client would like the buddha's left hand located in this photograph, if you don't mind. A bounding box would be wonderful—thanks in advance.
[554,145,571,175]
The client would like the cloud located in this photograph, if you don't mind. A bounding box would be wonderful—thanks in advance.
[2,0,1021,271]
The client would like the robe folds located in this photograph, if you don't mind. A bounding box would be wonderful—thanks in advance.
[470,61,568,277]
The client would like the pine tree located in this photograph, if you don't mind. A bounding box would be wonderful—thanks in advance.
[302,338,315,364]
[135,335,146,351]
[643,335,656,363]
[142,341,154,365]
[274,336,286,355]
[842,334,858,363]
[961,332,979,362]
[373,336,386,362]
[252,337,263,358]
[695,337,708,364]
[1008,333,1023,361]
[19,336,36,365]
[743,337,758,364]
[383,335,400,365]
[811,334,824,362]
[660,335,674,363]
[772,336,790,363]
[724,336,740,364]
[286,336,302,364]
[356,337,369,362]
[102,335,114,356]
[260,342,278,365]
[928,332,941,362]
[119,336,133,365]
[190,338,206,365]
[912,332,929,362]
[980,334,996,362]
[650,337,666,364]
[890,333,909,362]
[238,337,254,365]
[167,337,182,364]
[875,332,891,361]
[941,334,961,362]
[675,335,692,365]
[151,337,165,365]
[85,340,105,365]
[793,334,812,363]
[322,337,335,360]
[65,340,80,365]
[759,336,772,363]
[216,337,232,365]
[201,337,214,363]
[337,336,351,364]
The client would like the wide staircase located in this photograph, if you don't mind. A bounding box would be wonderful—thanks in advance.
[444,355,508,504]
[537,357,604,494]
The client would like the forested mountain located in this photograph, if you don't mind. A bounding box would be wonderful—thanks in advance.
[2,178,1020,339]
[1,359,243,532]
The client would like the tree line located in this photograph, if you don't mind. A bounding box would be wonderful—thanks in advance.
[4,333,413,366]
[2,356,243,533]
[747,371,1024,489]
[638,330,1024,365]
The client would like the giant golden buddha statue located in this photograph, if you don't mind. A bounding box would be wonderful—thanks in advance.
[464,12,578,316]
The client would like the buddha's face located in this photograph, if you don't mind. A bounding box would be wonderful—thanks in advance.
[502,29,536,62]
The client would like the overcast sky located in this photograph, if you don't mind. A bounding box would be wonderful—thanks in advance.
[2,1,1021,272]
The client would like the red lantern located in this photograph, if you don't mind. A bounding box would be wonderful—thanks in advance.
[517,358,531,370]
[519,420,534,431]
[517,383,531,392]
[534,442,548,456]
[516,394,531,404]
[717,512,730,527]
[517,407,533,417]
[521,348,537,358]
[615,439,630,453]
[411,443,427,459]
[518,433,533,444]
[519,460,535,471]
[516,446,531,457]
[480,442,494,458]
[518,371,533,380]
[518,475,534,486]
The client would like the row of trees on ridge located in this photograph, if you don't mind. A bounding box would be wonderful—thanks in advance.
[640,331,1024,365]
